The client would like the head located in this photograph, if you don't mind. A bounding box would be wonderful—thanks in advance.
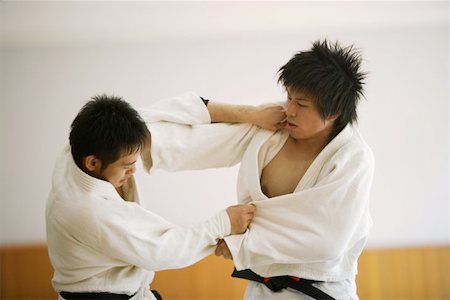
[69,95,149,188]
[278,39,366,140]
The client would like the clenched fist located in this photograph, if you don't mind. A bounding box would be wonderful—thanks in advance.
[251,104,286,131]
[226,204,256,234]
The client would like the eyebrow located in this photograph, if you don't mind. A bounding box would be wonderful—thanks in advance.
[123,160,137,166]
[287,92,311,101]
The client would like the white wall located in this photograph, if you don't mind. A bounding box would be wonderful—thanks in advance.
[0,2,448,248]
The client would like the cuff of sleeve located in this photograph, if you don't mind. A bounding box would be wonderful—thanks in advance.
[138,91,211,124]
[217,209,231,237]
[224,230,248,270]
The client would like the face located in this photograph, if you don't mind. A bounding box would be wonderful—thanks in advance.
[284,87,337,141]
[85,151,139,188]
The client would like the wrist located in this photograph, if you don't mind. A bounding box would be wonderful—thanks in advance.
[237,105,258,125]
[208,102,256,124]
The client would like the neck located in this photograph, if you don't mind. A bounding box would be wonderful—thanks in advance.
[116,186,125,199]
[289,129,334,156]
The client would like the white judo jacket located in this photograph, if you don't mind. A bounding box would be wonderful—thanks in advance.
[46,101,232,299]
[141,92,374,299]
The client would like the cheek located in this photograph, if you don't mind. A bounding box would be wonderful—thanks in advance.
[295,111,313,126]
[304,110,323,123]
[298,115,324,132]
[111,169,126,180]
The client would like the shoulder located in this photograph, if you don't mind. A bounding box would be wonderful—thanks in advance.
[50,192,152,239]
[332,126,373,165]
[319,127,374,186]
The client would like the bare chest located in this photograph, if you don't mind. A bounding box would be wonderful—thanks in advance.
[260,148,315,198]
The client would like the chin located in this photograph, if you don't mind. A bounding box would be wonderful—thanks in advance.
[113,181,123,188]
[117,179,128,187]
[288,131,301,139]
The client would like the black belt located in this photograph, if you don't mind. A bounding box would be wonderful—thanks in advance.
[60,290,162,300]
[232,268,335,300]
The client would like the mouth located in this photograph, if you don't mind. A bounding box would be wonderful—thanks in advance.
[285,121,298,129]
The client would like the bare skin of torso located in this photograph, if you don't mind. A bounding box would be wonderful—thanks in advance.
[260,135,328,198]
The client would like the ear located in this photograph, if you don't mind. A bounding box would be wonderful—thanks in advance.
[326,114,339,123]
[83,155,102,172]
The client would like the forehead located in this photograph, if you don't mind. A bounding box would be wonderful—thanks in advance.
[113,149,140,164]
[286,87,316,101]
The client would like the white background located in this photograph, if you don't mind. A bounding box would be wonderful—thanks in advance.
[1,1,449,249]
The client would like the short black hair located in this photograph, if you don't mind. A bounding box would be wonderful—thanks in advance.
[278,39,366,135]
[69,94,148,170]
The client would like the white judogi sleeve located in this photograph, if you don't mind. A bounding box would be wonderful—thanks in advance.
[138,92,212,125]
[82,201,231,271]
[138,92,260,172]
[224,135,374,277]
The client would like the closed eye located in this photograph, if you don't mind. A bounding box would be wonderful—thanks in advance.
[287,95,308,107]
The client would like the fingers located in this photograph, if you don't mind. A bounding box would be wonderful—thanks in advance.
[269,119,286,131]
[244,204,256,224]
[215,239,232,259]
[254,104,287,131]
[234,204,256,216]
[275,120,287,130]
[246,203,256,213]
[271,108,286,131]
[226,203,256,234]
[242,204,255,230]
[215,239,225,256]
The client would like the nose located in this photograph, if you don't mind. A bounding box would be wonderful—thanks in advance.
[127,164,136,175]
[285,100,296,117]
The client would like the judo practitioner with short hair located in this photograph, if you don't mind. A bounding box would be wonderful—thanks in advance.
[140,40,374,299]
[46,95,267,299]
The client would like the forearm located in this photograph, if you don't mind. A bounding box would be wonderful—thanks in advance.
[206,100,286,131]
[207,101,259,124]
